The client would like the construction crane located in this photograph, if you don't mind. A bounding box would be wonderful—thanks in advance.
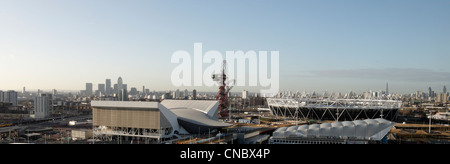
[212,60,234,118]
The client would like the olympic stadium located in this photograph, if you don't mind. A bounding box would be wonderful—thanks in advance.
[267,98,402,121]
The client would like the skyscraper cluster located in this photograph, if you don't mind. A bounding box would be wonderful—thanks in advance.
[84,77,129,101]
[419,86,449,103]
[81,76,203,101]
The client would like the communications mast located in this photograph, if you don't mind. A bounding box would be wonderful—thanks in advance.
[212,60,234,118]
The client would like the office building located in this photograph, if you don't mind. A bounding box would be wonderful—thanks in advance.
[1,90,18,106]
[105,79,112,95]
[429,87,433,98]
[242,90,248,99]
[193,89,197,100]
[436,93,448,104]
[86,83,93,96]
[0,91,3,103]
[184,89,188,99]
[98,84,105,94]
[129,87,138,96]
[34,94,51,119]
[386,82,389,96]
[117,77,123,94]
[118,88,128,101]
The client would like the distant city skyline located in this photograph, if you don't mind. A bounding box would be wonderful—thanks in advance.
[4,80,449,96]
[1,1,449,94]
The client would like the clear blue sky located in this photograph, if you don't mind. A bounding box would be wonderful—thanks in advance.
[0,0,449,94]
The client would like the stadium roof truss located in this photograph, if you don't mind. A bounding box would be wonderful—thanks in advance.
[267,98,402,121]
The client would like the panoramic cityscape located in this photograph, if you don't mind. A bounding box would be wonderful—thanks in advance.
[0,76,449,144]
[1,0,449,149]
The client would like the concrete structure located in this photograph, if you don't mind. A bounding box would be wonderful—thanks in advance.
[436,93,448,103]
[242,90,248,99]
[270,118,395,144]
[193,89,197,100]
[34,94,51,119]
[0,91,3,104]
[72,129,93,140]
[386,82,389,96]
[118,88,128,101]
[267,98,402,121]
[105,79,112,96]
[98,84,105,94]
[91,100,230,142]
[86,83,93,96]
[116,76,123,95]
[4,90,18,106]
[0,90,18,106]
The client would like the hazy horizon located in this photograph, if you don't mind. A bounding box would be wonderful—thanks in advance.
[1,0,449,94]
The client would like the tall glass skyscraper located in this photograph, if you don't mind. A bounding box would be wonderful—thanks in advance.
[106,79,111,96]
[86,83,93,96]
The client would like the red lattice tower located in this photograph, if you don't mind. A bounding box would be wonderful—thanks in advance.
[212,60,234,118]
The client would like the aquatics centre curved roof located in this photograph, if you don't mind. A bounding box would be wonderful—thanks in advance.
[273,118,395,141]
[160,100,231,133]
[92,100,231,135]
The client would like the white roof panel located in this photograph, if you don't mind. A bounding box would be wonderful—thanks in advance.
[161,100,217,113]
[161,100,219,118]
[160,100,230,128]
[273,118,395,141]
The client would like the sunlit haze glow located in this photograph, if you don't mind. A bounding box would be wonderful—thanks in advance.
[1,0,449,94]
